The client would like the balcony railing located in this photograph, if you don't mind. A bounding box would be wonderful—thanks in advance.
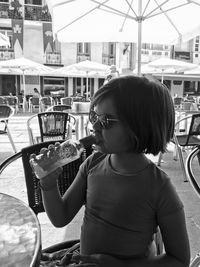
[46,52,62,65]
[25,5,51,21]
[0,3,51,21]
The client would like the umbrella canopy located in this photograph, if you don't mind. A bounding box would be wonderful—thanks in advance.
[148,58,198,72]
[45,60,109,77]
[0,57,52,74]
[63,60,110,73]
[48,60,110,98]
[145,58,198,82]
[0,57,53,98]
[0,32,10,47]
[46,0,200,75]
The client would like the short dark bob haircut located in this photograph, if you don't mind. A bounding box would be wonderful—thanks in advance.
[90,75,175,155]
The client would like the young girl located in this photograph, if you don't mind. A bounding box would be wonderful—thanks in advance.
[37,76,190,267]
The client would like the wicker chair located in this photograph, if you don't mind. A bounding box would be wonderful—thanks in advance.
[186,146,200,267]
[27,111,74,145]
[0,140,93,261]
[40,96,54,112]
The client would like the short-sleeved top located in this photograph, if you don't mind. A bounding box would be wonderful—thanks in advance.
[77,152,183,259]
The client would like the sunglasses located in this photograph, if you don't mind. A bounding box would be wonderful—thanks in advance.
[89,110,119,129]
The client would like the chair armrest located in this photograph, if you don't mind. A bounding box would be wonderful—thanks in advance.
[0,152,22,175]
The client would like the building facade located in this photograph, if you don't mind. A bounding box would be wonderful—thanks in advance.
[0,0,199,98]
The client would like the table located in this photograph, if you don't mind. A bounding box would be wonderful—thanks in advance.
[0,193,41,267]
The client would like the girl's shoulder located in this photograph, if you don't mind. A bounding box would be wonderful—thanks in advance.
[82,151,107,172]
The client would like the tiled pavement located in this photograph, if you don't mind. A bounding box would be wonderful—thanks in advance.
[0,113,200,260]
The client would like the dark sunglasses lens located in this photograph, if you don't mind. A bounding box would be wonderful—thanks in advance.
[99,115,108,128]
[90,111,97,124]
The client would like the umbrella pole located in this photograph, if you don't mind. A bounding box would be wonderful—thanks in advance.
[137,0,142,77]
[86,71,88,100]
[161,69,164,83]
[22,70,27,112]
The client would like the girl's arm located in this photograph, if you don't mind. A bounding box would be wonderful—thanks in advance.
[73,209,190,267]
[41,167,87,228]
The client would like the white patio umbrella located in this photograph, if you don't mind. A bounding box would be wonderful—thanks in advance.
[46,0,200,76]
[48,60,110,98]
[0,57,53,95]
[0,57,53,110]
[148,58,198,82]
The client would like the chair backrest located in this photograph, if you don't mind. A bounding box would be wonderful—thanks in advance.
[0,105,13,119]
[31,97,40,105]
[52,104,72,111]
[61,97,73,106]
[0,141,93,215]
[183,102,192,111]
[5,96,18,106]
[0,96,7,105]
[40,96,52,106]
[186,145,200,198]
[37,112,69,142]
[185,113,200,145]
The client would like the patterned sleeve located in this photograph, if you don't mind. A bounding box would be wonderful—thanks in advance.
[156,178,184,219]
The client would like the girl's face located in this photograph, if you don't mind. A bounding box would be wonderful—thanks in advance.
[92,97,131,154]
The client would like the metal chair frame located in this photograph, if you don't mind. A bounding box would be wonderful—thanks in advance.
[186,146,200,266]
[0,105,17,153]
[27,111,75,145]
[158,113,200,182]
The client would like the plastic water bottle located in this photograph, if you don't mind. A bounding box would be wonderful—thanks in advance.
[29,135,96,179]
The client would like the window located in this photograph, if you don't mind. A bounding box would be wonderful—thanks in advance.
[0,0,9,2]
[184,81,196,94]
[151,44,163,50]
[152,51,162,55]
[142,43,150,49]
[0,29,13,49]
[77,43,90,55]
[173,80,182,85]
[109,43,115,56]
[25,0,42,5]
[195,54,199,58]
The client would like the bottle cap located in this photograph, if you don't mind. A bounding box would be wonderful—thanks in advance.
[79,135,96,148]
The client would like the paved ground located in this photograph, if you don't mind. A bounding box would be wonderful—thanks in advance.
[1,112,200,261]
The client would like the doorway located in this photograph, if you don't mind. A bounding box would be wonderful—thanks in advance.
[2,75,16,95]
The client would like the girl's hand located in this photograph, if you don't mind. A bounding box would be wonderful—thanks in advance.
[29,143,62,179]
[72,254,118,267]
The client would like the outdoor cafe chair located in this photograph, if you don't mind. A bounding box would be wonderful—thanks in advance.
[158,113,200,182]
[29,96,41,113]
[40,96,54,112]
[0,140,93,262]
[185,146,200,267]
[5,96,19,113]
[168,113,200,183]
[0,96,7,105]
[27,111,75,145]
[0,105,17,153]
